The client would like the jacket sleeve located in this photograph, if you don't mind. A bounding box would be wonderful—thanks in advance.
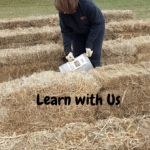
[85,1,105,49]
[59,13,73,56]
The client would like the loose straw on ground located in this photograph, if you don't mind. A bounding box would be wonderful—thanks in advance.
[0,116,150,149]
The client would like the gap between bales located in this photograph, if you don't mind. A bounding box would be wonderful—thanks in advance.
[0,10,134,30]
[0,62,150,135]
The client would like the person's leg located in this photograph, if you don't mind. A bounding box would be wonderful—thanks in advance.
[72,33,88,57]
[72,24,105,68]
[89,24,105,68]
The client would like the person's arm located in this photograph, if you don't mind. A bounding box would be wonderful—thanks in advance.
[59,13,73,56]
[84,1,105,49]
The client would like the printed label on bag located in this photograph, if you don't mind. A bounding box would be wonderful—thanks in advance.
[68,55,87,70]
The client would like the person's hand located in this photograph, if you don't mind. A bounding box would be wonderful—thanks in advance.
[86,48,93,57]
[66,52,75,62]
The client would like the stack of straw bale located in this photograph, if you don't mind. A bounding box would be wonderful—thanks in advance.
[1,10,150,150]
[0,43,66,83]
[105,19,150,40]
[0,10,134,30]
[1,19,150,49]
[1,35,150,83]
[0,116,150,149]
[0,62,150,135]
[0,26,63,49]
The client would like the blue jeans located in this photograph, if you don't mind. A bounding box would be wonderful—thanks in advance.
[72,24,105,68]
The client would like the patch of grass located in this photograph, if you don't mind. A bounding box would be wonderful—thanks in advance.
[94,0,150,19]
[0,0,149,19]
[0,0,56,19]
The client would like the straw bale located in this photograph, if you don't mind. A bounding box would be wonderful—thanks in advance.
[0,44,64,65]
[90,62,150,90]
[1,35,150,83]
[101,36,150,65]
[129,35,150,54]
[0,26,63,49]
[135,53,150,63]
[0,70,101,135]
[0,43,66,83]
[89,62,150,119]
[105,19,150,40]
[101,55,136,66]
[0,116,150,150]
[101,37,137,65]
[102,10,134,23]
[0,10,133,30]
[0,60,66,83]
[0,14,59,30]
[102,37,138,56]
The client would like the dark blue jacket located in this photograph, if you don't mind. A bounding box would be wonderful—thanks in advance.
[59,0,105,55]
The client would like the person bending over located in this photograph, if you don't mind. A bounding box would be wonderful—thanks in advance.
[54,0,105,68]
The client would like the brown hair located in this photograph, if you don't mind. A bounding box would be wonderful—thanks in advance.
[54,0,78,14]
